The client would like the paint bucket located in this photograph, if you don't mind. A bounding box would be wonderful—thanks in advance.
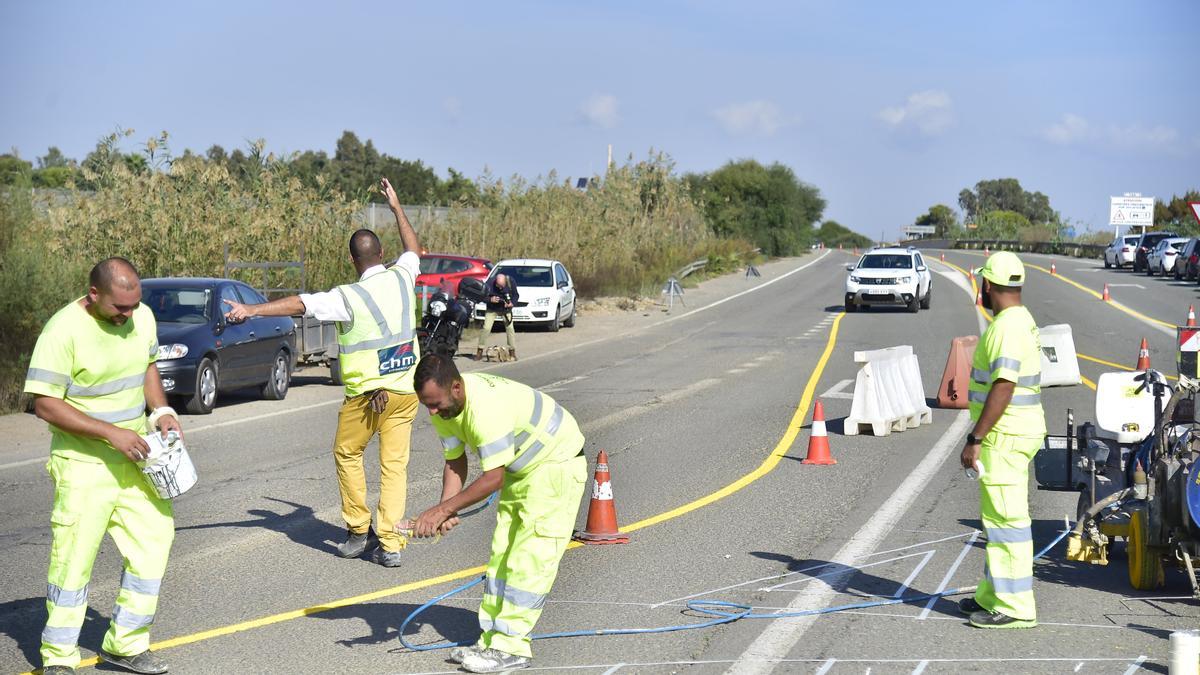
[1170,629,1200,675]
[140,431,198,499]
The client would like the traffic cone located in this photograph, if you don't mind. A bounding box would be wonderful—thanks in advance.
[1050,263,1056,275]
[1135,338,1150,371]
[976,290,983,307]
[940,252,946,262]
[1102,284,1111,302]
[801,400,836,465]
[1188,305,1196,327]
[573,450,629,544]
[984,246,990,257]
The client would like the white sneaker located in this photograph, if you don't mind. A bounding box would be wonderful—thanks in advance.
[460,647,531,673]
[448,643,481,664]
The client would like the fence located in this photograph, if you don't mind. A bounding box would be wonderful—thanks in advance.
[359,203,478,231]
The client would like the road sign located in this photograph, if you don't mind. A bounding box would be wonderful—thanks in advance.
[1190,202,1200,228]
[1110,195,1154,227]
[904,225,936,234]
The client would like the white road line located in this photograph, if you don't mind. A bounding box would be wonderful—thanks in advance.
[1107,283,1145,289]
[893,549,936,598]
[726,410,973,674]
[819,379,855,400]
[0,456,46,471]
[759,551,933,593]
[917,530,979,620]
[1122,656,1147,674]
[727,368,749,375]
[600,665,625,675]
[911,661,929,675]
[933,263,986,335]
[1074,663,1083,672]
[813,659,835,675]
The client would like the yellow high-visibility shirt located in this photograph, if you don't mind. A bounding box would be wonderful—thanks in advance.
[969,305,1046,439]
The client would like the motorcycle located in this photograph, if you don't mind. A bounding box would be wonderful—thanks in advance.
[417,278,486,359]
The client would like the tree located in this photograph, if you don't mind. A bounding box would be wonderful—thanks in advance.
[686,159,825,256]
[37,147,72,169]
[817,220,872,248]
[0,154,32,186]
[1155,190,1200,235]
[959,178,1058,225]
[913,204,959,237]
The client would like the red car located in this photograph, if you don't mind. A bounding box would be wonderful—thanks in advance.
[415,253,492,301]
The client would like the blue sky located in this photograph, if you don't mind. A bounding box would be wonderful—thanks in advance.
[2,1,1197,239]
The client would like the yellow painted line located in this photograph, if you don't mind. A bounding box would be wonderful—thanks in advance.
[28,315,847,675]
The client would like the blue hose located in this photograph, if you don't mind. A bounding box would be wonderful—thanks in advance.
[398,524,1073,651]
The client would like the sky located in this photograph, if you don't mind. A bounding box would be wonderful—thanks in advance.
[2,1,1197,240]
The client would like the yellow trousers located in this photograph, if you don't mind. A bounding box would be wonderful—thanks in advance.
[333,392,417,552]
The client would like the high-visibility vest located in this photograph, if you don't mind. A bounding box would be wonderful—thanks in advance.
[969,305,1046,439]
[335,267,419,397]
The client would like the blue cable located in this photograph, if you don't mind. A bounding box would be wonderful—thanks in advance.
[399,524,1072,652]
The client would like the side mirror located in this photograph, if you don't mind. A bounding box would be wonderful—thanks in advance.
[845,264,856,271]
[916,265,927,272]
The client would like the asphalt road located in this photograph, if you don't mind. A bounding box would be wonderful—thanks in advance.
[1,247,1197,675]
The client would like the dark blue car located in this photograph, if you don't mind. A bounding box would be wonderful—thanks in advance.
[142,278,297,414]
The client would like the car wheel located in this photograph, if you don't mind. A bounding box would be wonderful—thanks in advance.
[547,308,561,332]
[329,357,343,386]
[185,357,218,415]
[1104,257,1112,269]
[563,304,576,327]
[261,348,291,400]
[920,287,931,309]
[906,295,919,313]
[845,301,857,313]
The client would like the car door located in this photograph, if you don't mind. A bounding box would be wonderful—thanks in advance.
[914,253,930,296]
[214,283,256,386]
[554,263,575,321]
[237,283,288,383]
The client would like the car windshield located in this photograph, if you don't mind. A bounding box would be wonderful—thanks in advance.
[144,287,211,324]
[418,257,445,274]
[858,254,913,270]
[496,265,553,287]
[1123,236,1138,245]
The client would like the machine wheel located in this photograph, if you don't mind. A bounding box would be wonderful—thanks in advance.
[261,348,291,400]
[185,358,218,415]
[920,287,932,309]
[1127,507,1165,590]
[329,357,343,386]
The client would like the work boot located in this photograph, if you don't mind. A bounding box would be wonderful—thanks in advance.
[448,643,482,664]
[42,667,75,675]
[460,647,530,673]
[474,347,484,362]
[507,347,517,362]
[335,528,374,558]
[957,597,985,615]
[98,649,169,674]
[968,609,1037,629]
[370,547,402,568]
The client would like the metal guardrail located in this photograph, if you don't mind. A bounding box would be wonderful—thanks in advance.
[672,247,763,280]
[908,238,1105,259]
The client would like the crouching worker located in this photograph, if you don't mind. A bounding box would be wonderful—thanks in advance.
[409,354,587,673]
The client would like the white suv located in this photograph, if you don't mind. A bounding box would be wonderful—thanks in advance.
[844,247,932,313]
[473,258,577,331]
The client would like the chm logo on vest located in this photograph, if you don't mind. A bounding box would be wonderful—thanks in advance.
[378,341,416,375]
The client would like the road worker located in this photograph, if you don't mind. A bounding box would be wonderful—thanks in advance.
[410,354,587,673]
[25,257,181,675]
[959,251,1045,629]
[222,177,421,567]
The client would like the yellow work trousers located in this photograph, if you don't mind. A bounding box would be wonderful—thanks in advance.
[333,391,417,552]
[42,455,175,669]
[479,454,587,658]
[974,431,1041,622]
[478,311,516,349]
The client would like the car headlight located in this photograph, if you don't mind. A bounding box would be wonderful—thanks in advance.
[157,344,189,360]
[849,275,861,283]
[533,297,551,307]
[897,276,912,284]
[429,300,447,317]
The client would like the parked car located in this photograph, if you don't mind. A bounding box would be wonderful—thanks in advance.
[1104,234,1140,269]
[142,278,297,414]
[844,246,932,313]
[1174,238,1200,280]
[472,259,577,331]
[415,253,491,303]
[1132,231,1178,273]
[1146,237,1188,277]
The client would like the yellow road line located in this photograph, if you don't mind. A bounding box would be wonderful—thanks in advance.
[29,315,847,675]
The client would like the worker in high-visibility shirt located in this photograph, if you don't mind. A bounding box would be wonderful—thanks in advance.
[959,251,1045,629]
[223,177,422,567]
[25,257,182,675]
[410,354,587,674]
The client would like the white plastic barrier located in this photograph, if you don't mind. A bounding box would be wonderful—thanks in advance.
[844,345,933,436]
[1039,323,1081,387]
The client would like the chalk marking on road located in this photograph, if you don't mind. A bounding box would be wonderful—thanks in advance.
[1107,283,1146,289]
[1074,662,1083,672]
[726,410,974,675]
[1123,655,1147,674]
[894,549,936,598]
[759,550,933,593]
[814,659,835,675]
[911,661,929,675]
[600,665,625,675]
[27,296,848,674]
[916,530,979,620]
[727,368,749,375]
[819,379,854,400]
[0,456,46,471]
[871,531,975,557]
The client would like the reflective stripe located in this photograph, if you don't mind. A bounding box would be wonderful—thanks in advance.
[67,372,145,397]
[335,288,355,326]
[985,526,1032,544]
[1010,393,1041,406]
[111,605,155,629]
[991,357,1021,372]
[86,403,146,424]
[440,436,463,451]
[347,283,388,335]
[986,572,1034,595]
[42,624,81,646]
[336,270,415,354]
[971,368,989,385]
[483,576,547,610]
[27,367,71,387]
[1016,374,1041,387]
[120,571,161,596]
[47,583,88,608]
[394,269,412,340]
[507,404,564,473]
[968,390,987,404]
[513,392,545,449]
[338,333,406,355]
[479,616,522,637]
[477,433,515,460]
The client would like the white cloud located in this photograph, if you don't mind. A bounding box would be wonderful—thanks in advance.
[443,96,462,122]
[1042,113,1184,154]
[580,94,619,129]
[878,90,955,136]
[712,100,786,136]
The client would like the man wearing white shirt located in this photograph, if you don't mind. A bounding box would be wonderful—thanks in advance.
[223,178,421,567]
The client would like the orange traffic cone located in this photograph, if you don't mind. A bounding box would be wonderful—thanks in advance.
[1050,263,1056,275]
[1135,338,1150,370]
[1102,284,1111,302]
[853,247,859,255]
[984,246,990,257]
[573,450,629,544]
[976,290,983,307]
[940,252,946,262]
[1188,305,1195,327]
[802,400,836,465]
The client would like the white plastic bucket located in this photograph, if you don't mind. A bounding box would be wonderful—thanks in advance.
[139,431,198,499]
